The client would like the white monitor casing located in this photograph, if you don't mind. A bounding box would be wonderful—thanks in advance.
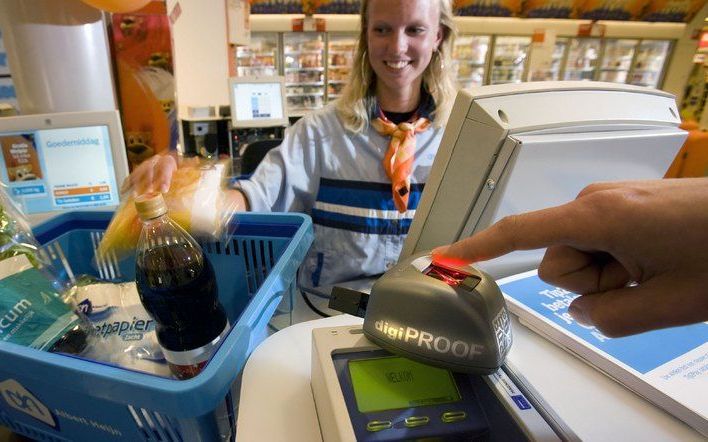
[0,110,129,225]
[401,82,686,279]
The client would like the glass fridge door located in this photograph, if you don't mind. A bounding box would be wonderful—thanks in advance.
[563,38,601,81]
[235,32,279,77]
[327,33,357,103]
[453,35,489,90]
[528,38,567,82]
[598,39,638,84]
[628,40,671,88]
[490,36,530,85]
[283,32,326,116]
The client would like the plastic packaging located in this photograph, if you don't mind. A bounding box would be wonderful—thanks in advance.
[0,183,96,356]
[134,192,229,379]
[98,156,236,260]
[74,276,171,377]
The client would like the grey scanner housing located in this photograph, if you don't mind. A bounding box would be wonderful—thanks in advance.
[363,252,513,374]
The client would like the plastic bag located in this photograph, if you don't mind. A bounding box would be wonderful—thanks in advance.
[98,156,236,260]
[0,183,46,270]
[0,183,98,356]
[74,276,171,377]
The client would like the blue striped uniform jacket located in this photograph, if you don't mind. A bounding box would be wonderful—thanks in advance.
[237,103,444,292]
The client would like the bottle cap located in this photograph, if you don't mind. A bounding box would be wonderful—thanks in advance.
[135,192,168,220]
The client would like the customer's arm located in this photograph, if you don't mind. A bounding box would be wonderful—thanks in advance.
[433,178,708,337]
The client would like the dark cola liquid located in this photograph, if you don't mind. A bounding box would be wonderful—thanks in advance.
[135,245,228,353]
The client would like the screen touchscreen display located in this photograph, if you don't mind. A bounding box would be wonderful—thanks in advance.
[348,356,461,413]
[232,82,284,122]
[0,125,120,214]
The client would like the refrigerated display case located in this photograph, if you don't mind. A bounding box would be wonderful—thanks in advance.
[240,15,683,118]
[628,40,672,88]
[563,38,601,81]
[598,39,638,84]
[327,33,356,102]
[489,36,530,85]
[452,35,489,90]
[235,33,279,77]
[283,32,326,115]
[528,38,568,81]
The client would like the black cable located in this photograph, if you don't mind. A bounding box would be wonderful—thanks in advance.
[301,290,331,318]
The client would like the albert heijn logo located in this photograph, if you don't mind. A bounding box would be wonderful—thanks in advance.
[0,379,56,428]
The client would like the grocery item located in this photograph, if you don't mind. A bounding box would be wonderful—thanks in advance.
[0,254,93,355]
[98,158,230,260]
[134,192,229,379]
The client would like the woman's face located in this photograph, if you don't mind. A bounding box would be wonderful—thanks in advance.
[367,0,442,98]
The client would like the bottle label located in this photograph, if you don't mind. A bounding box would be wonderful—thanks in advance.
[0,255,80,350]
[160,323,230,379]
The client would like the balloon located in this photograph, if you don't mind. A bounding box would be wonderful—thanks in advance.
[81,0,151,13]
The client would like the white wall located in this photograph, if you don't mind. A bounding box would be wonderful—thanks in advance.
[0,0,116,114]
[166,0,230,119]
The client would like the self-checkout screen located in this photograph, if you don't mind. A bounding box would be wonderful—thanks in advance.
[0,124,121,214]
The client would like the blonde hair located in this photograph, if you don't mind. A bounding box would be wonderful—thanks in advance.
[335,0,457,133]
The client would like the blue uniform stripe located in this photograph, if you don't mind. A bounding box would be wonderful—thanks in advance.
[317,178,425,210]
[312,208,412,235]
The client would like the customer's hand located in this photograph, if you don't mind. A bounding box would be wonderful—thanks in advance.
[433,178,708,337]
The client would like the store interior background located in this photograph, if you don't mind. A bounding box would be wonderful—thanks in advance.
[0,0,707,440]
[0,0,707,177]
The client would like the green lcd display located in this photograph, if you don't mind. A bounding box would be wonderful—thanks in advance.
[348,356,461,413]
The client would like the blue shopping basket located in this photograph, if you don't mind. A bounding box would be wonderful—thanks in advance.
[0,211,313,441]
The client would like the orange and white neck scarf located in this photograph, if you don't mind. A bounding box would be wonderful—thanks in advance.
[372,112,430,213]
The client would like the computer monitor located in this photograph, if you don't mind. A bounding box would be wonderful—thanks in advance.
[0,110,129,223]
[402,82,686,279]
[229,76,288,128]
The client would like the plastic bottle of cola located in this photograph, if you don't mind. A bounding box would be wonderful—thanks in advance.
[134,192,229,379]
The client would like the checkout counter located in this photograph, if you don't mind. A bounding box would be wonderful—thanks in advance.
[235,82,705,441]
[236,314,704,441]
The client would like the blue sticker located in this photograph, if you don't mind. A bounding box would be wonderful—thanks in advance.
[511,395,531,410]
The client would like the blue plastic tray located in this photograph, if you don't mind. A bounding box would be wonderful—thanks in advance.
[0,211,313,441]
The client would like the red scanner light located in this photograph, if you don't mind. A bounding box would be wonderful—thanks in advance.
[424,265,469,287]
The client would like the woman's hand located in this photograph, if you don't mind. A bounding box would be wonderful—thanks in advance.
[122,153,183,196]
[433,178,708,337]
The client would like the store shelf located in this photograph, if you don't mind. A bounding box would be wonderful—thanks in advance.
[328,64,351,69]
[285,67,325,71]
[286,82,324,86]
[284,50,323,56]
[287,92,325,97]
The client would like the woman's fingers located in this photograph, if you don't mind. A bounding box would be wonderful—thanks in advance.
[153,155,178,194]
[122,154,178,196]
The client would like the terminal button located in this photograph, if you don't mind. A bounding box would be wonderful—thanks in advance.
[441,411,467,423]
[366,420,392,432]
[404,416,430,428]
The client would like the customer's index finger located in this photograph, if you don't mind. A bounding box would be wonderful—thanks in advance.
[432,201,592,265]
